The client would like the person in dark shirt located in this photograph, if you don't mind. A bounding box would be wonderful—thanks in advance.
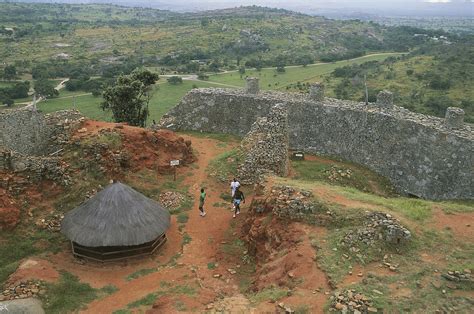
[232,186,245,218]
[199,188,206,217]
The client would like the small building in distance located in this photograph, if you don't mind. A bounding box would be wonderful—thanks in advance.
[61,181,170,262]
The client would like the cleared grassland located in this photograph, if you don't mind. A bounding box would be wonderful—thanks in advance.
[208,53,405,90]
[37,80,217,123]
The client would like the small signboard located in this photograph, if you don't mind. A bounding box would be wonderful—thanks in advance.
[170,160,180,166]
[291,152,305,161]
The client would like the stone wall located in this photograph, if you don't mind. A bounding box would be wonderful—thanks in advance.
[160,87,474,200]
[0,109,84,186]
[0,109,83,156]
[238,104,289,184]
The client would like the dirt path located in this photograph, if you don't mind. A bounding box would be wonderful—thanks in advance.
[79,135,248,313]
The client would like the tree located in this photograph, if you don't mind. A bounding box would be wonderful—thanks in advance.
[101,68,159,127]
[3,99,14,107]
[167,76,183,85]
[34,80,59,98]
[276,66,286,73]
[197,72,209,80]
[3,65,16,80]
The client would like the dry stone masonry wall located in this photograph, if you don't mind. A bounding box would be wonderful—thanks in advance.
[238,103,289,184]
[0,109,84,186]
[160,81,473,200]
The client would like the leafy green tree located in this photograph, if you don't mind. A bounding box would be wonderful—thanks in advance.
[167,76,183,85]
[34,80,58,98]
[197,72,209,80]
[101,69,159,127]
[3,99,14,107]
[3,65,16,80]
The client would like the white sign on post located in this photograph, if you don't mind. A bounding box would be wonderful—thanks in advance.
[170,160,180,166]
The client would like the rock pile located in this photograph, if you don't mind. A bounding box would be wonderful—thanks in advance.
[36,213,64,232]
[238,104,289,184]
[342,212,411,247]
[326,166,353,181]
[329,289,378,313]
[159,191,185,209]
[250,185,332,225]
[1,281,44,301]
[442,270,472,283]
[270,185,315,219]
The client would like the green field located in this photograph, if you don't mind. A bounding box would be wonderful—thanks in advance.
[37,80,217,124]
[34,54,402,122]
[208,53,404,90]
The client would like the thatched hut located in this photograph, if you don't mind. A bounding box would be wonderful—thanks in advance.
[61,182,170,261]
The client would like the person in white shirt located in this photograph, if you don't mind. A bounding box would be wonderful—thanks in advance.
[230,178,240,197]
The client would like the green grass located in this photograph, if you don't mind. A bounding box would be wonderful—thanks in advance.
[126,284,196,309]
[0,229,67,287]
[291,156,396,197]
[208,53,404,90]
[338,188,469,222]
[177,212,189,224]
[37,80,217,124]
[38,94,110,121]
[101,284,119,295]
[207,262,217,270]
[41,271,98,313]
[126,268,159,281]
[182,233,192,246]
[207,149,243,182]
[127,292,159,309]
[249,286,289,304]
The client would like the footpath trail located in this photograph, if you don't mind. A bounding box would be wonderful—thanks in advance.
[80,135,249,313]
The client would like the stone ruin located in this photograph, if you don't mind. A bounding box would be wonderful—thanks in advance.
[342,212,411,248]
[237,103,289,184]
[160,79,473,200]
[309,82,325,101]
[376,90,394,108]
[0,109,84,187]
[245,77,260,95]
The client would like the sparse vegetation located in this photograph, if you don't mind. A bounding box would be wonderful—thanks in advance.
[126,268,159,281]
[249,286,289,304]
[41,271,98,313]
[207,149,244,182]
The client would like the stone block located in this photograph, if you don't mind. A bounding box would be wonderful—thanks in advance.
[376,90,393,108]
[444,107,465,129]
[309,82,325,101]
[245,77,259,94]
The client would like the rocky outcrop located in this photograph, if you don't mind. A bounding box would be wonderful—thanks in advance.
[160,87,474,200]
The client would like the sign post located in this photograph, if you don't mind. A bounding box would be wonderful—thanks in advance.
[170,160,180,181]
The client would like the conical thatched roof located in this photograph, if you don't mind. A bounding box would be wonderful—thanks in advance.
[61,182,170,247]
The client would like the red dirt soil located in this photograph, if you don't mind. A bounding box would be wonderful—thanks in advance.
[0,187,20,230]
[431,209,474,241]
[6,259,60,286]
[75,120,195,173]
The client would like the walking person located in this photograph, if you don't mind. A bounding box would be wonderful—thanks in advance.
[199,188,206,217]
[230,178,240,197]
[230,178,240,209]
[232,186,245,218]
